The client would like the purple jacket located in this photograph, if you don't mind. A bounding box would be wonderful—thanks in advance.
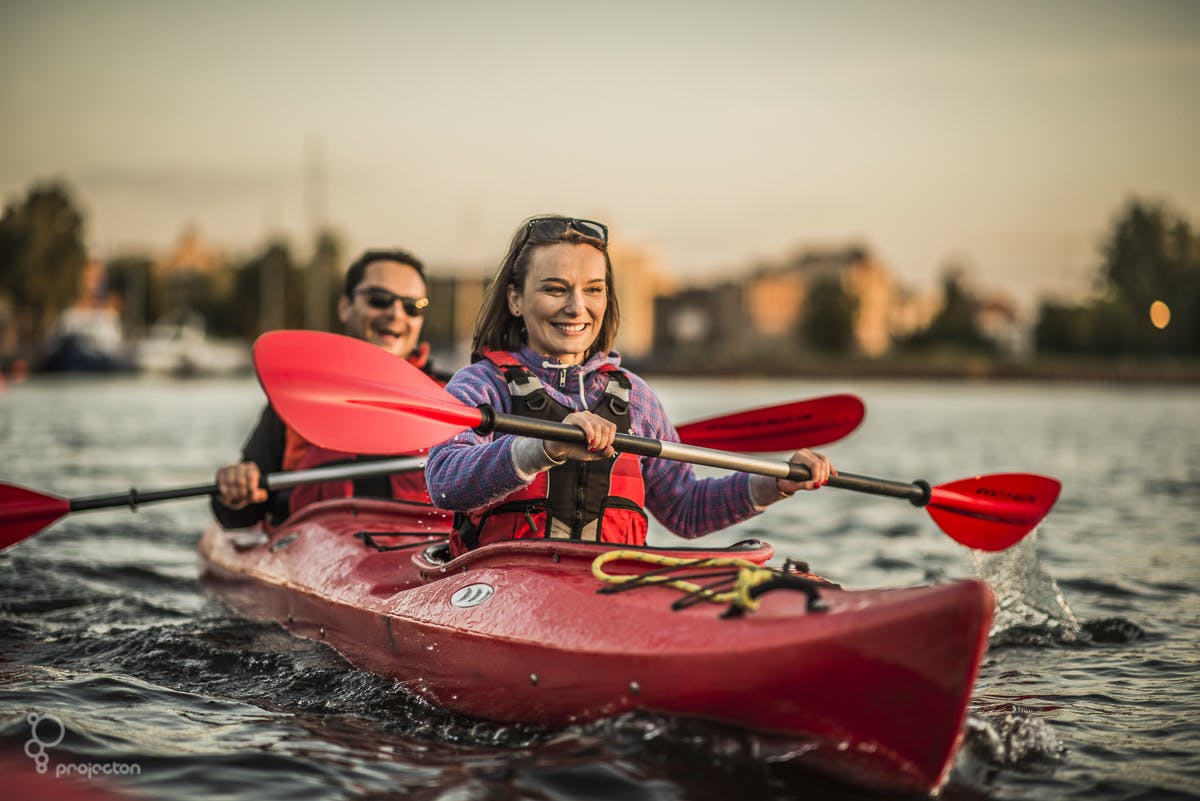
[425,346,761,539]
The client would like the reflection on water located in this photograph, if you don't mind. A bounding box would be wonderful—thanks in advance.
[1,375,1198,800]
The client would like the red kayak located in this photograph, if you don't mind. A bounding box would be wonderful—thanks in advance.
[198,498,993,794]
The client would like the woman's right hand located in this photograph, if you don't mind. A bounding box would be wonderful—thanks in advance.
[544,411,617,462]
[215,461,267,509]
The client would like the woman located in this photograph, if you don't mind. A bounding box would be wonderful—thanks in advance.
[425,215,833,555]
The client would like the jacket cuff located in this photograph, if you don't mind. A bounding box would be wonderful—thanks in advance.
[511,436,566,481]
[748,474,790,510]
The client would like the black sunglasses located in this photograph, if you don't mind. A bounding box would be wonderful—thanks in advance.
[355,287,429,316]
[525,217,608,243]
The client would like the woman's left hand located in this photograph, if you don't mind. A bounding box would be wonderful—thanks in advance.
[777,448,835,496]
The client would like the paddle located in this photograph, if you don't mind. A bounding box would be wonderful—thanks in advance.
[675,393,863,451]
[0,389,858,553]
[255,331,1062,551]
[0,371,860,554]
[0,456,426,551]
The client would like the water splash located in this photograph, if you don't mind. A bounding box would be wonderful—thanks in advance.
[970,530,1083,643]
[955,704,1068,784]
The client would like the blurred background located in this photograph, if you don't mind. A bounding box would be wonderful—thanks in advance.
[2,0,1198,380]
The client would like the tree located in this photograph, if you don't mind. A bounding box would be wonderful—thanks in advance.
[1034,200,1200,357]
[802,273,859,353]
[0,182,88,356]
[305,228,344,332]
[903,268,995,353]
[105,255,157,336]
[1101,200,1200,355]
[227,241,306,339]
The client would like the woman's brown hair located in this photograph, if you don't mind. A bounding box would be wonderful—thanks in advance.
[471,216,620,361]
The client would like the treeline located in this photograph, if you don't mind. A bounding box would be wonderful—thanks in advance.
[2,180,1197,370]
[0,182,343,362]
[1035,200,1200,357]
[782,199,1199,361]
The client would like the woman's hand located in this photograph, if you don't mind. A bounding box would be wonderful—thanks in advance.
[215,461,268,509]
[544,411,617,462]
[777,448,835,496]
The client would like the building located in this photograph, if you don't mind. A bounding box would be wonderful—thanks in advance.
[742,245,896,357]
[609,238,675,360]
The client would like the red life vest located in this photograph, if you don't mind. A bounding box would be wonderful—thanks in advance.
[449,351,648,556]
[286,447,432,514]
[281,425,311,471]
[286,347,444,515]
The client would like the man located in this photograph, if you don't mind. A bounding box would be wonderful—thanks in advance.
[211,249,449,528]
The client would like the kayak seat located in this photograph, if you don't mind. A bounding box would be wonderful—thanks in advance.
[421,541,453,565]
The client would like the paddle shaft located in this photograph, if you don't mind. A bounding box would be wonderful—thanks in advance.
[65,456,427,513]
[478,408,932,506]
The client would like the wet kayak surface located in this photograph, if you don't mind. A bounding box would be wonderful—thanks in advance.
[2,375,1197,800]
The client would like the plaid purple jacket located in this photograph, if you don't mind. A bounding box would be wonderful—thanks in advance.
[425,346,761,538]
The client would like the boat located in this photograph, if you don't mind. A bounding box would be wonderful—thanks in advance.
[198,497,994,795]
[135,309,251,377]
[40,307,134,373]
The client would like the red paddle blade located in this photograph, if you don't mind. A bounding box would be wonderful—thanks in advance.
[927,473,1062,551]
[676,394,864,451]
[0,483,71,549]
[253,331,483,454]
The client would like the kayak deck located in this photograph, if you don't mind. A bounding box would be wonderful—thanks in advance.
[198,498,993,794]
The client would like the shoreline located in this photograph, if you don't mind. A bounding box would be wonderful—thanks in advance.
[634,356,1200,385]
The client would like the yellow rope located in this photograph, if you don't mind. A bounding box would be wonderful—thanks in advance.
[591,549,780,612]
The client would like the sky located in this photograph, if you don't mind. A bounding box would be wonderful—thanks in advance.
[2,0,1198,313]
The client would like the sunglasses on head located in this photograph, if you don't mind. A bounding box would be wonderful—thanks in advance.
[525,217,608,244]
[355,287,429,316]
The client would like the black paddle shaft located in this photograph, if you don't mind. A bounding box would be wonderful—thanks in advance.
[66,456,427,513]
[479,407,932,507]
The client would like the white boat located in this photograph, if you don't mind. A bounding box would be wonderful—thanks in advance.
[135,311,251,377]
[41,307,134,373]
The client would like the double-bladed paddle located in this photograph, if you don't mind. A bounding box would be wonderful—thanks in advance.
[0,376,864,551]
[254,331,1061,552]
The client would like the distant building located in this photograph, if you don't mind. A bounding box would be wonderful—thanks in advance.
[888,285,941,342]
[653,283,747,356]
[742,245,896,357]
[976,292,1027,356]
[155,225,228,278]
[609,239,674,360]
[423,272,487,367]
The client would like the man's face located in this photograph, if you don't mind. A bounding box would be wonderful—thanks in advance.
[338,260,427,358]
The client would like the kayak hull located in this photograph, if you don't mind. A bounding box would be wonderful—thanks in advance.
[198,498,993,794]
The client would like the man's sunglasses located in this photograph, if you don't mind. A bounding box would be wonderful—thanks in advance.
[525,217,608,243]
[355,287,429,316]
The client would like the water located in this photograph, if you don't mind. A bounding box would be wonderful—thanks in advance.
[1,375,1198,800]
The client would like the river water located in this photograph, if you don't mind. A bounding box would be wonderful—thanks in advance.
[1,374,1197,800]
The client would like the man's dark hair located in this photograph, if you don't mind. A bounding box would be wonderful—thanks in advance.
[343,249,426,298]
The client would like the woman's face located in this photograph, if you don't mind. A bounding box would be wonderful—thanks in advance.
[507,243,608,365]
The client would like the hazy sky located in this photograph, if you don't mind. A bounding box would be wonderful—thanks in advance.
[2,0,1198,311]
